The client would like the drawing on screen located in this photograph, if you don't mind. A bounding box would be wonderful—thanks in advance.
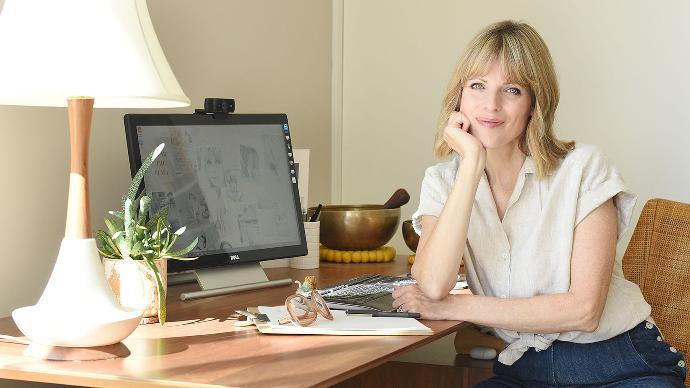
[169,128,194,176]
[240,145,259,180]
[193,233,207,253]
[187,191,210,221]
[262,133,280,176]
[198,145,225,197]
[237,204,259,245]
[224,170,243,202]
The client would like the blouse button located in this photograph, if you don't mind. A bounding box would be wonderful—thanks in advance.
[645,322,654,329]
[678,360,686,368]
[670,347,677,353]
[657,336,662,342]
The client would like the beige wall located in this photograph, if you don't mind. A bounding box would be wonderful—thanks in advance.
[341,0,690,254]
[0,0,331,317]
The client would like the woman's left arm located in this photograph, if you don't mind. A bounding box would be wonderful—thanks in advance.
[393,198,618,333]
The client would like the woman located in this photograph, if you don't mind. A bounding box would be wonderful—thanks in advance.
[392,20,687,387]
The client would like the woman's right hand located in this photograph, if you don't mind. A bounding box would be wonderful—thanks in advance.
[443,111,486,164]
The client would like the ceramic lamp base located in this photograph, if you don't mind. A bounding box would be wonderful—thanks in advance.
[12,238,143,348]
[23,342,131,361]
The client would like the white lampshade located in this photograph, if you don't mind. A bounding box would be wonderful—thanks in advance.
[0,0,189,108]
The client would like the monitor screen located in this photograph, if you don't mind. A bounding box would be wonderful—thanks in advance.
[124,113,307,273]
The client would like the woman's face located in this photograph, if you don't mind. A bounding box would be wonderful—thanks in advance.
[459,60,532,151]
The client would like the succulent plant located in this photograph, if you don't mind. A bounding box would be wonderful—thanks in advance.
[96,143,198,324]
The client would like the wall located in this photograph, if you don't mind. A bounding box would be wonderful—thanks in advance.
[0,0,331,319]
[340,0,690,255]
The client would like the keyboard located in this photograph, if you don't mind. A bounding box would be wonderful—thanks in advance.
[318,274,417,312]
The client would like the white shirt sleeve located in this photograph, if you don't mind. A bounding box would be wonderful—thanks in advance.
[411,162,455,235]
[574,146,637,239]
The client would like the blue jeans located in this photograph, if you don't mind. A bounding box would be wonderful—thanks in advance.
[475,320,687,387]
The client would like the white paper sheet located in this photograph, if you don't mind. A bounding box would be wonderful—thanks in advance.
[257,306,432,334]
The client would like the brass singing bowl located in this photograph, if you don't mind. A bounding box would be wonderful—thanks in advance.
[308,205,400,251]
[402,219,420,252]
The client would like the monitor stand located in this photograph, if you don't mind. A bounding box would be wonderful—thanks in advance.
[168,263,293,301]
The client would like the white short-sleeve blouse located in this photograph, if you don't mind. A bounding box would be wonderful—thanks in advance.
[411,143,651,365]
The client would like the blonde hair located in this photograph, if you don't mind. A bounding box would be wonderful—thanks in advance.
[434,20,574,177]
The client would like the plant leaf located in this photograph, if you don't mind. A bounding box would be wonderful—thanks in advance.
[108,210,124,220]
[124,143,165,208]
[96,247,119,259]
[96,230,122,258]
[147,206,169,232]
[145,258,166,325]
[104,218,121,236]
[165,234,179,252]
[138,195,151,226]
[173,226,186,236]
[169,237,199,258]
[124,197,135,244]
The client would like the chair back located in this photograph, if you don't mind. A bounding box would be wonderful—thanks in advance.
[622,198,690,385]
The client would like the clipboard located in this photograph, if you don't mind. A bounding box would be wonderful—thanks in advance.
[249,306,433,336]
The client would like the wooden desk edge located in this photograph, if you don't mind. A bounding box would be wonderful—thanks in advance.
[316,321,469,388]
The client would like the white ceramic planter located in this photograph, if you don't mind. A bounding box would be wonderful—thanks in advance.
[103,258,167,324]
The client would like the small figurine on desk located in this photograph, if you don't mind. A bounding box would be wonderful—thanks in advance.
[295,276,318,297]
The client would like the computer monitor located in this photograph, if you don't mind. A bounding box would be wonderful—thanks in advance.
[123,113,306,300]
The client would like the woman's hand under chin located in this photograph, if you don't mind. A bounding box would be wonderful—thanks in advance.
[443,111,486,166]
[391,284,453,320]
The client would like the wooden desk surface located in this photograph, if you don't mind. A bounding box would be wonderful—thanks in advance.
[0,257,466,387]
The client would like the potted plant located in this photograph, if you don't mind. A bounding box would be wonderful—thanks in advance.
[96,143,198,325]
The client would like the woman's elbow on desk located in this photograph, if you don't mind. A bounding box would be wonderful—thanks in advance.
[411,271,454,301]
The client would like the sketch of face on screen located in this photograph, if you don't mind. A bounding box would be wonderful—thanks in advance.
[198,146,225,197]
[240,145,259,180]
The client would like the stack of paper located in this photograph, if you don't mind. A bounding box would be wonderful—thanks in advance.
[255,306,432,336]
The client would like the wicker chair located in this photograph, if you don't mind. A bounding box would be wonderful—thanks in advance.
[622,198,690,385]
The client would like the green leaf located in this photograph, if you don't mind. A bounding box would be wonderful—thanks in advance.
[155,220,163,256]
[147,206,169,232]
[124,143,165,208]
[124,197,135,245]
[165,234,179,252]
[173,226,186,236]
[145,258,166,325]
[169,237,199,257]
[96,230,121,258]
[108,210,124,220]
[96,247,119,259]
[104,218,121,236]
[138,196,151,226]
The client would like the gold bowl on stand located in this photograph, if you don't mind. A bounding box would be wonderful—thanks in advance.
[308,205,400,251]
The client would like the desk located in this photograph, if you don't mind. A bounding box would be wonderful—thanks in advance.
[0,257,467,387]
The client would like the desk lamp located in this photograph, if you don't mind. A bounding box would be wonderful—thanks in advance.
[0,0,189,349]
